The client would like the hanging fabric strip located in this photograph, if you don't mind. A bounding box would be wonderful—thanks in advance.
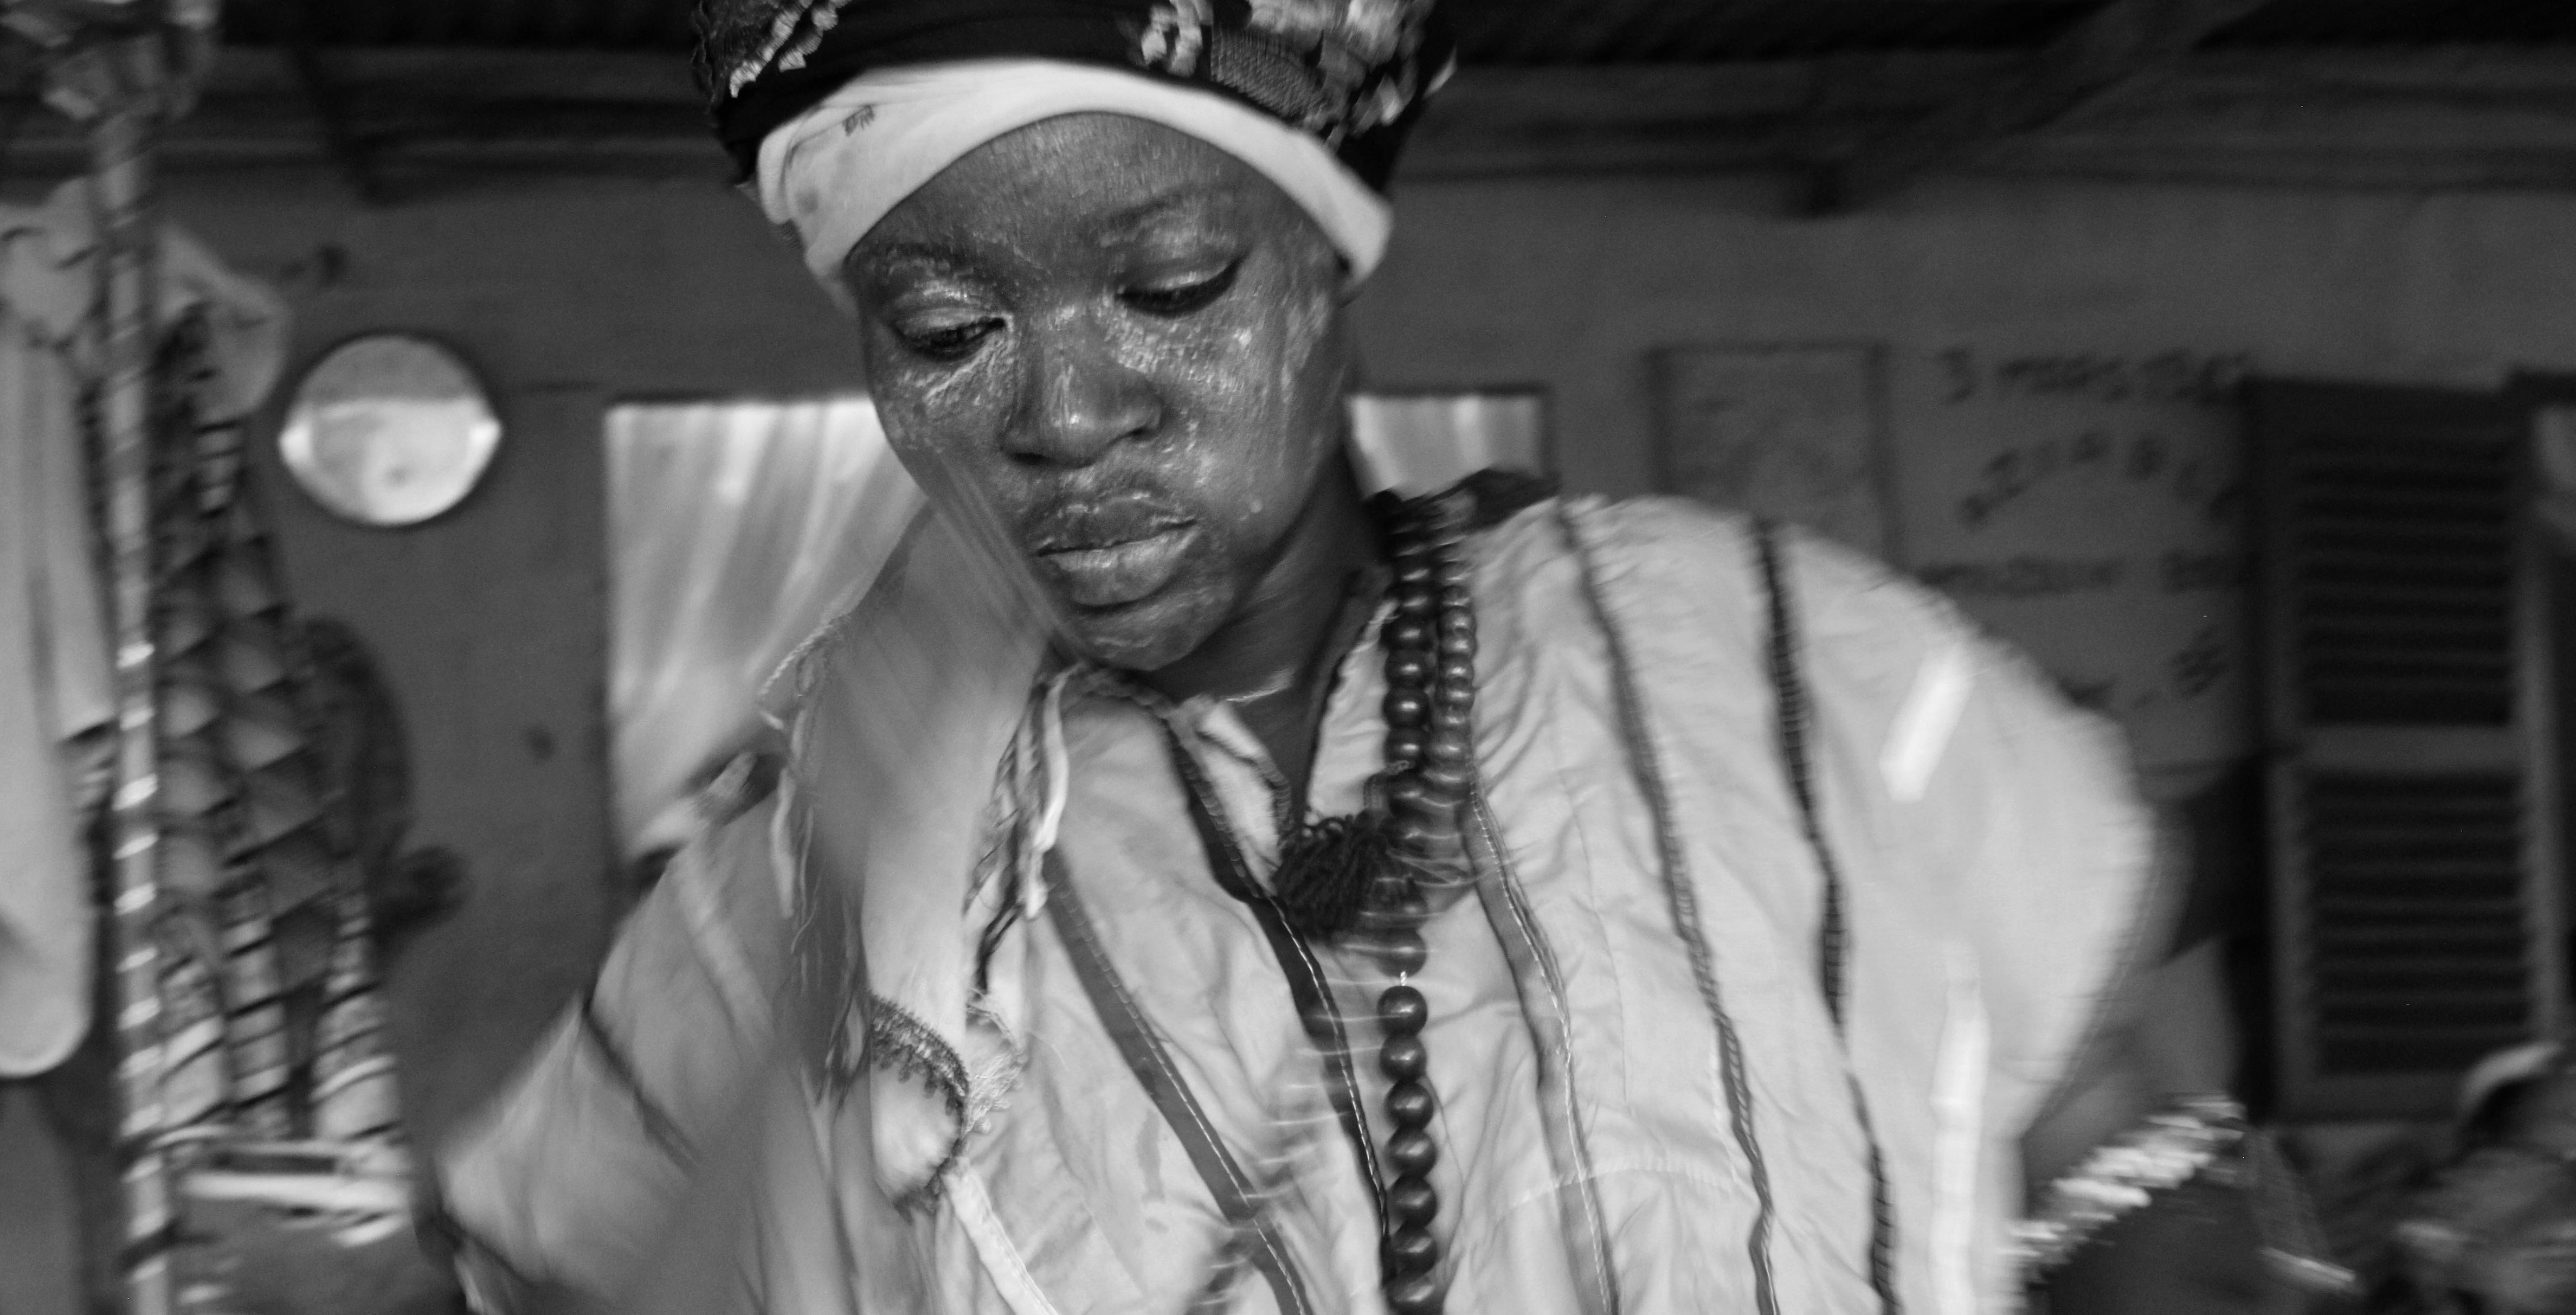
[1557,503,1782,1315]
[1751,519,1902,1313]
[1153,710,1393,1227]
[1039,850,1316,1315]
[1458,794,1620,1315]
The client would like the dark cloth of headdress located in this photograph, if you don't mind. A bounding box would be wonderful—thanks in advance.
[692,0,1453,187]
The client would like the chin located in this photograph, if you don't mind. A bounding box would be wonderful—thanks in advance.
[1056,589,1226,673]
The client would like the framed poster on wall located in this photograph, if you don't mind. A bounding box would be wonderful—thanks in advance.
[1653,343,1897,560]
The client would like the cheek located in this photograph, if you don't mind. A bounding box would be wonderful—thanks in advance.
[1152,290,1347,527]
[863,336,1017,485]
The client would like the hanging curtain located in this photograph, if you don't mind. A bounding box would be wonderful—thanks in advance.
[606,398,923,860]
[0,224,107,1082]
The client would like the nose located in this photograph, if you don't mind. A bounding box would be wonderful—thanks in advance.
[1004,309,1163,467]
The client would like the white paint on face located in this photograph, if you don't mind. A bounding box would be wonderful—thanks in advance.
[843,113,1358,672]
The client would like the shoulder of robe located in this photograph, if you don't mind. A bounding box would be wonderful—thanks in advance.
[1472,493,1984,713]
[660,744,796,981]
[430,748,795,1306]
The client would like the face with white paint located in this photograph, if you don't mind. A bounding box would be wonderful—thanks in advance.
[846,113,1361,673]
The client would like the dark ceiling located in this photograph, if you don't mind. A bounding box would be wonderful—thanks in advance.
[212,0,2576,61]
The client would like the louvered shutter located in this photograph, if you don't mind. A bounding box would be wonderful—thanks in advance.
[2250,380,2567,1118]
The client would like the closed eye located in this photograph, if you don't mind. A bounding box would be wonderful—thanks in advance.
[1122,262,1239,317]
[896,317,1002,363]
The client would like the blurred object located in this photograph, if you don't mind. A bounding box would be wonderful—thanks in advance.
[2016,1095,2256,1274]
[176,1135,455,1315]
[2281,1121,2448,1314]
[2018,1093,2354,1307]
[148,306,403,1146]
[0,8,265,1303]
[299,615,467,955]
[2,171,284,1084]
[278,335,500,528]
[0,16,452,1300]
[1348,390,1548,497]
[2397,1040,2576,1313]
[604,396,920,860]
[0,217,106,1082]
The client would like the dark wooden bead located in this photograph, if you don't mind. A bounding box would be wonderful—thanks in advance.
[1386,1272,1444,1314]
[1437,658,1474,687]
[1433,555,1471,587]
[1383,689,1428,726]
[1387,1127,1440,1177]
[1379,984,1428,1036]
[1412,829,1465,862]
[1437,613,1476,641]
[1436,632,1476,660]
[1390,792,1451,829]
[1387,1174,1439,1224]
[1383,729,1426,766]
[1433,684,1474,712]
[1426,732,1471,766]
[1394,589,1434,616]
[1381,1034,1428,1081]
[1418,765,1472,799]
[1384,1225,1440,1274]
[1438,585,1471,611]
[1429,704,1473,736]
[1386,619,1431,651]
[1358,899,1429,934]
[1379,932,1429,979]
[1386,1079,1435,1127]
[1387,652,1431,688]
[1394,557,1433,587]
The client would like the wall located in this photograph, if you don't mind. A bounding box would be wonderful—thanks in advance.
[7,163,2576,1308]
[1361,175,2576,768]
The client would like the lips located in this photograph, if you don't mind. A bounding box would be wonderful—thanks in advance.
[1023,497,1199,610]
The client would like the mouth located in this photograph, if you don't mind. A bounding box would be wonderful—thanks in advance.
[1029,517,1200,610]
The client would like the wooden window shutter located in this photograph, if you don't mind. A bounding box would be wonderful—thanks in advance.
[2250,380,2567,1118]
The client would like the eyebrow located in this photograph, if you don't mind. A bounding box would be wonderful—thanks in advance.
[855,240,976,271]
[849,178,1247,280]
[1093,183,1242,243]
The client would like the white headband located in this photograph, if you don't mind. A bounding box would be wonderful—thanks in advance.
[754,58,1394,311]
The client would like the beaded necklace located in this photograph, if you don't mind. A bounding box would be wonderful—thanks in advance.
[1164,487,1478,1315]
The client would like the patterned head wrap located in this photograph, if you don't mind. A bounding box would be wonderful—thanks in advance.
[694,0,1454,186]
[693,1,1453,300]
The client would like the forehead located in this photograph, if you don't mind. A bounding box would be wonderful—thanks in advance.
[854,113,1300,268]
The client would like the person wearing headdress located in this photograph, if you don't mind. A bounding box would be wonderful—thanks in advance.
[428,2,2333,1310]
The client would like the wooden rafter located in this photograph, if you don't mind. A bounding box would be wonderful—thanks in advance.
[274,0,385,202]
[1803,0,2279,213]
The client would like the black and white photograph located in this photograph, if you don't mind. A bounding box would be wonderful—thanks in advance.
[4,2,2574,1312]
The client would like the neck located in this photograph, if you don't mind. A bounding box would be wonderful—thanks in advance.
[1147,459,1380,787]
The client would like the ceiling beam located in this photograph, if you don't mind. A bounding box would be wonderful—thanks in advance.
[9,48,2576,198]
[1803,0,2277,213]
[274,0,389,203]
